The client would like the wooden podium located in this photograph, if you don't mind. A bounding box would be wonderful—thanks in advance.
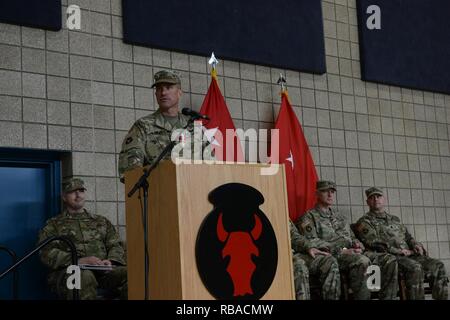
[124,161,294,300]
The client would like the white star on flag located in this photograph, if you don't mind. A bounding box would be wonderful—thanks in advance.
[203,126,221,147]
[286,150,294,169]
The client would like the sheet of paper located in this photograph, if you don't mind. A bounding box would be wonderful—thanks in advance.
[78,264,115,271]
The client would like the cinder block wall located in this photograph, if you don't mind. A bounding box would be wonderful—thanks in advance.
[1,0,449,271]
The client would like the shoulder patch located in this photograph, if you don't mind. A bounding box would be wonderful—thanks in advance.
[356,223,364,233]
[355,221,370,235]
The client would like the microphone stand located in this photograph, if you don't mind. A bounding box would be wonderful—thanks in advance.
[127,116,196,300]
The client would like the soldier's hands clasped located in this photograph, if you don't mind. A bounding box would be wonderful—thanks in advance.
[413,245,425,256]
[78,256,104,265]
[400,249,414,256]
[308,247,330,258]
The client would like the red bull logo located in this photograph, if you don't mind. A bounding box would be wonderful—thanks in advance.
[196,183,278,300]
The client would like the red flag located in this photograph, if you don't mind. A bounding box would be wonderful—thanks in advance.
[199,70,244,162]
[273,90,318,222]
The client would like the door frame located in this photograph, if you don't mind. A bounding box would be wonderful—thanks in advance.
[0,147,70,299]
[0,147,68,216]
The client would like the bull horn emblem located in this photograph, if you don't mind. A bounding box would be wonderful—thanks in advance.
[216,213,228,242]
[251,214,262,240]
[216,213,263,242]
[216,213,263,296]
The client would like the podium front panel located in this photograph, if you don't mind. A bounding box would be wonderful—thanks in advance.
[125,161,294,300]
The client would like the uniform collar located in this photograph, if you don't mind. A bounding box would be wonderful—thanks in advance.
[315,205,333,218]
[368,210,388,220]
[63,208,92,219]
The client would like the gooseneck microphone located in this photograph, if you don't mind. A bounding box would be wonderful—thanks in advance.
[181,107,210,120]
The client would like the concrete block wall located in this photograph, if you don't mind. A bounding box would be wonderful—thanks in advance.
[0,0,449,271]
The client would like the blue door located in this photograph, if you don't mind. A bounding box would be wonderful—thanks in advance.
[0,149,63,300]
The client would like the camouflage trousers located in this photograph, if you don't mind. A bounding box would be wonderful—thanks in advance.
[48,266,128,300]
[397,255,449,300]
[365,252,398,300]
[337,253,371,300]
[293,253,310,300]
[300,253,340,300]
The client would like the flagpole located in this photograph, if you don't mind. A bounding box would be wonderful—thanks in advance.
[204,52,244,162]
[277,73,287,93]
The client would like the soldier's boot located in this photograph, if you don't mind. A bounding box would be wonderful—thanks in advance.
[317,255,341,300]
[379,254,399,300]
[428,261,449,300]
[432,276,449,300]
[293,254,310,300]
[347,254,371,300]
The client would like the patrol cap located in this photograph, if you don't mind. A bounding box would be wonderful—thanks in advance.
[365,187,384,198]
[151,70,181,88]
[316,180,337,191]
[62,177,86,193]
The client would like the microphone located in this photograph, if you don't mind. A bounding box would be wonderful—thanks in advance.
[182,107,210,120]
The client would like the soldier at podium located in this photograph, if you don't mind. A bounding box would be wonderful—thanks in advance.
[38,178,128,300]
[118,69,214,182]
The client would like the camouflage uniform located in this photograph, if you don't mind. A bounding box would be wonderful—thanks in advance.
[289,220,310,300]
[363,251,398,299]
[291,220,340,300]
[354,194,448,299]
[118,70,213,182]
[118,109,213,181]
[38,179,127,300]
[295,180,370,300]
[297,205,371,300]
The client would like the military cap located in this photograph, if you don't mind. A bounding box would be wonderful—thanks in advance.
[316,180,337,191]
[365,187,383,198]
[62,177,86,193]
[151,70,181,88]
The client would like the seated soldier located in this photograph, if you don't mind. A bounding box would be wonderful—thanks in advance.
[296,180,371,300]
[354,187,448,300]
[289,220,310,300]
[38,178,127,300]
